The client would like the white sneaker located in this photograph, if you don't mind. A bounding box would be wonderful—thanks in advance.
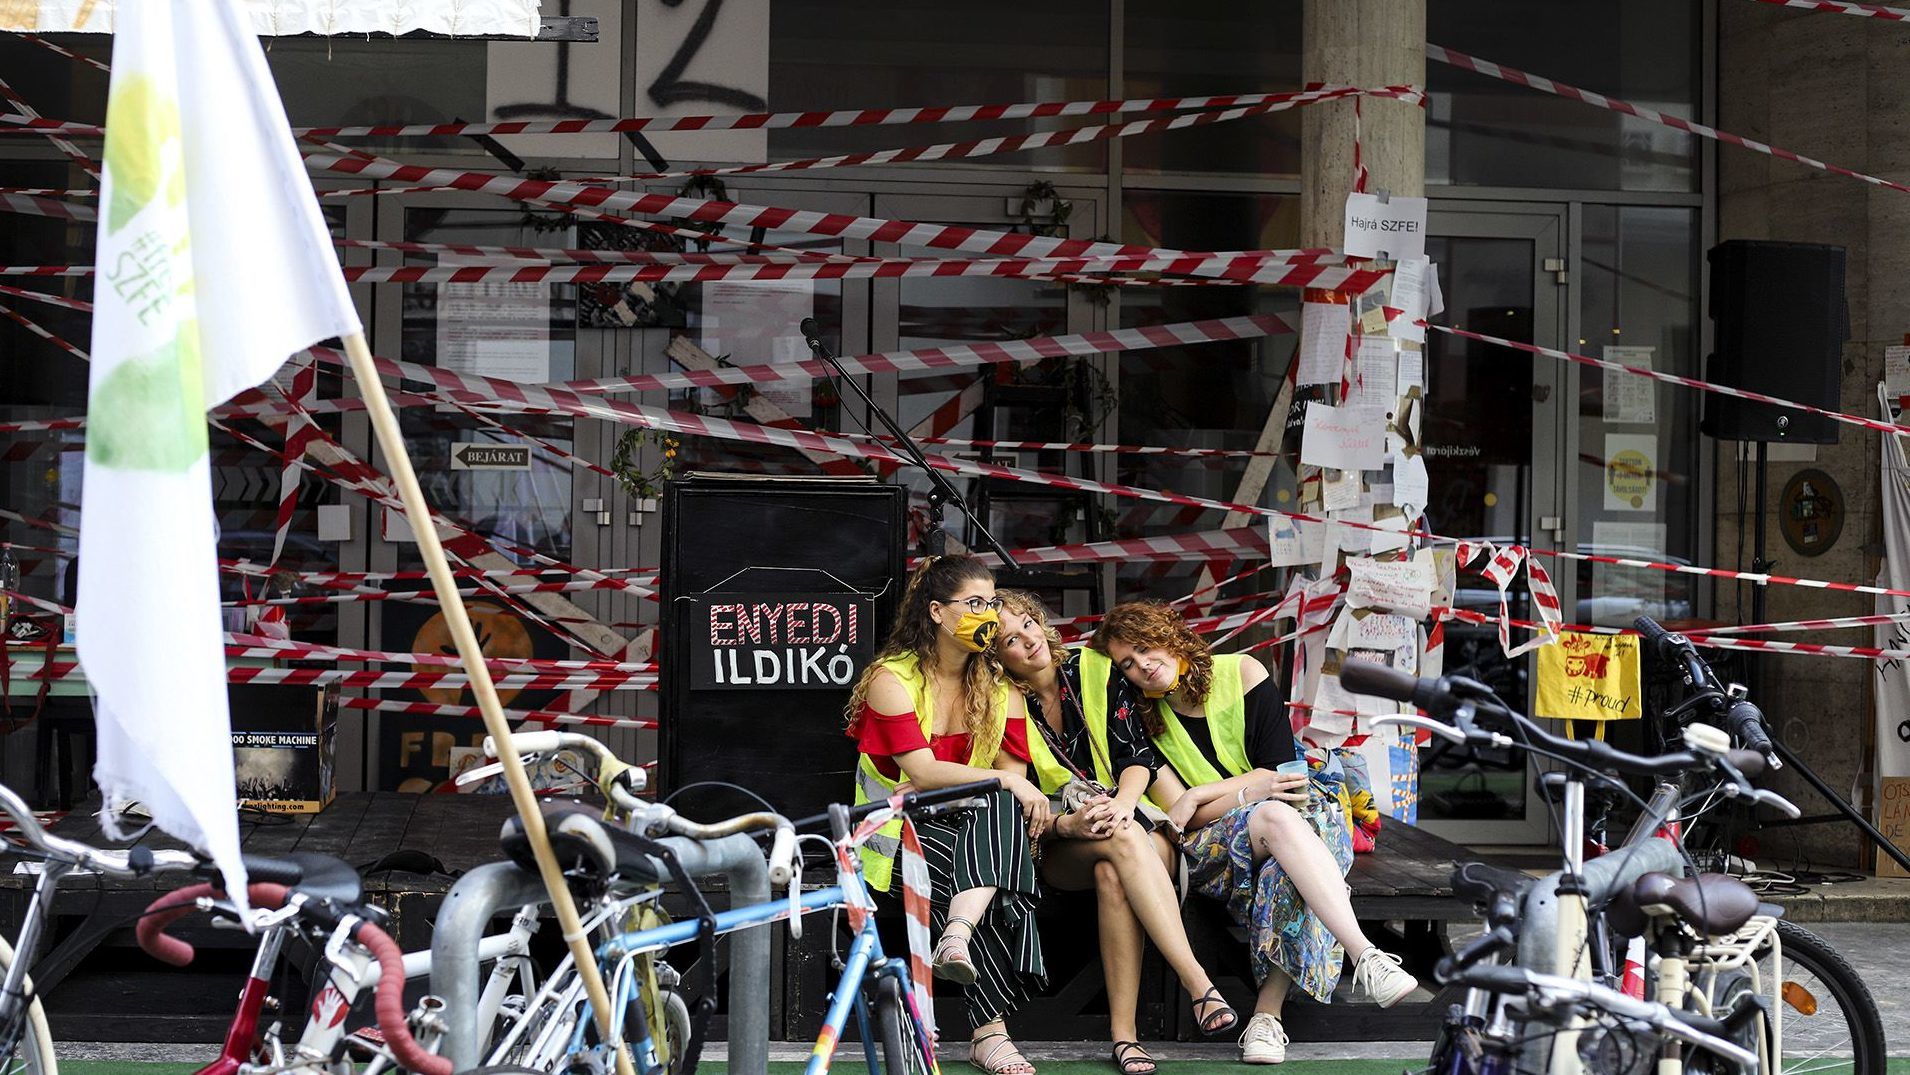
[1350,947,1419,1008]
[1238,1012,1288,1064]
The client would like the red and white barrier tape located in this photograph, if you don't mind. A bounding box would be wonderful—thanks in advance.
[9,655,656,692]
[0,192,93,222]
[1430,322,1910,438]
[897,818,937,1042]
[290,87,1406,141]
[1427,43,1910,199]
[13,249,1380,290]
[0,304,89,362]
[854,432,1281,459]
[12,34,111,74]
[339,697,654,730]
[219,632,656,674]
[298,149,1382,268]
[1700,611,1910,634]
[1747,0,1910,19]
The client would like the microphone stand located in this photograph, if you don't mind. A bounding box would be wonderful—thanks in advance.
[799,319,1019,569]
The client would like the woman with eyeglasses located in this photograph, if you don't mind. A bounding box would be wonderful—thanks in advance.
[845,555,1052,1075]
[1091,602,1418,1066]
[991,591,1234,1075]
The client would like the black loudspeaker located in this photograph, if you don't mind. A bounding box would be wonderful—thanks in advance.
[1701,240,1848,444]
[660,475,907,824]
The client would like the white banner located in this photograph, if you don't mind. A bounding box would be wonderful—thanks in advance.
[1875,384,1910,780]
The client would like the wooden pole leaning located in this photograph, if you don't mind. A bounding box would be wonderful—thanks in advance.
[338,332,635,1075]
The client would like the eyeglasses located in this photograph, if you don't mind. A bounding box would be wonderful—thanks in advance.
[942,595,1003,614]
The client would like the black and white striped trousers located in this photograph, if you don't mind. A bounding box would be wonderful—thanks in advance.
[915,787,1047,1027]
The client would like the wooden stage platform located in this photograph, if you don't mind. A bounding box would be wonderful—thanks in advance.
[0,793,1475,1043]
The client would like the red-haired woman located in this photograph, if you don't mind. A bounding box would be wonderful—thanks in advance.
[992,591,1234,1075]
[1091,602,1418,1065]
[845,555,1052,1075]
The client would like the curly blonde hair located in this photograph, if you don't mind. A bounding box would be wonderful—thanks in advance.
[989,590,1066,692]
[844,555,1008,763]
[1088,601,1213,735]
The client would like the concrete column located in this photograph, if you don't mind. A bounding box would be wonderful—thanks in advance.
[1718,4,1883,867]
[1300,0,1427,247]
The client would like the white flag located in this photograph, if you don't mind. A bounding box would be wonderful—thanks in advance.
[79,0,361,903]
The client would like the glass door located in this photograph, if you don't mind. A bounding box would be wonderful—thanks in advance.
[870,190,1105,606]
[1416,203,1570,845]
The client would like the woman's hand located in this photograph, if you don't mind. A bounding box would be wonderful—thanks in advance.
[1264,771,1309,805]
[1007,775,1053,840]
[1167,788,1205,834]
[1069,795,1120,840]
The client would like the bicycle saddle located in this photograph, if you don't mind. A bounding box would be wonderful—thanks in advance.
[499,803,661,890]
[1612,871,1762,937]
[241,851,363,904]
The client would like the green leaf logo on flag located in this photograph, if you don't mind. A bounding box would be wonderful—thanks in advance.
[104,75,184,236]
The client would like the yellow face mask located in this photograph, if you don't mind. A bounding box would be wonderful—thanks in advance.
[950,608,1000,653]
[1142,657,1191,699]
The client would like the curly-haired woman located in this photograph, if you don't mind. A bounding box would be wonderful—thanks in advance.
[1090,602,1418,1065]
[845,555,1051,1075]
[991,591,1235,1074]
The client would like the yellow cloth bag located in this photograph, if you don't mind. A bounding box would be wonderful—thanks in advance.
[1535,631,1643,723]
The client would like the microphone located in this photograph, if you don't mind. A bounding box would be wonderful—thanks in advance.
[799,317,823,348]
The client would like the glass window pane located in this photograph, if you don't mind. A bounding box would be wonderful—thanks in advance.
[266,38,490,154]
[769,0,1110,172]
[1576,206,1702,629]
[1121,2,1303,177]
[1116,191,1301,600]
[1428,0,1699,191]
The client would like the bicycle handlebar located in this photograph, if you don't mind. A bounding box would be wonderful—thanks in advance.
[0,783,198,878]
[1356,669,1797,815]
[481,732,799,884]
[1453,964,1758,1071]
[1635,615,1778,766]
[792,778,1004,833]
[137,882,451,1075]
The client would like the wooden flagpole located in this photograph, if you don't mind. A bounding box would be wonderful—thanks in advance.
[338,332,635,1075]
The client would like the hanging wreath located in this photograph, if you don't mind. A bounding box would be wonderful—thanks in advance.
[610,429,682,501]
[1017,180,1073,237]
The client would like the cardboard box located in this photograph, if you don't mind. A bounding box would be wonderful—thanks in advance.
[1877,776,1910,879]
[231,683,337,814]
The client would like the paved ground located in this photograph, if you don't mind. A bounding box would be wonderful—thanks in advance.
[54,922,1910,1069]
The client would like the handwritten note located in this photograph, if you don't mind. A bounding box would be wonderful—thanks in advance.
[1368,512,1411,554]
[1346,555,1438,618]
[1880,777,1910,879]
[1268,515,1325,568]
[1302,402,1385,472]
[1298,301,1346,386]
[1323,468,1364,511]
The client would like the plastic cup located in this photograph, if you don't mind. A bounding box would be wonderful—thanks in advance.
[1275,759,1313,816]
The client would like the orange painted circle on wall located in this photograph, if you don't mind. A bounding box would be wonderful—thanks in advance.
[410,600,532,705]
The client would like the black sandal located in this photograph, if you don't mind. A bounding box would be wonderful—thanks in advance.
[1191,987,1239,1037]
[1111,1040,1157,1074]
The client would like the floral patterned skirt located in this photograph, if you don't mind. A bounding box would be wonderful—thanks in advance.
[1179,778,1356,1002]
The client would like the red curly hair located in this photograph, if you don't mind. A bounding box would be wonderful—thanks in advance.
[1088,601,1213,736]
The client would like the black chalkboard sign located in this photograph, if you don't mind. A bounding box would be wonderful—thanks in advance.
[659,476,907,824]
[689,592,874,690]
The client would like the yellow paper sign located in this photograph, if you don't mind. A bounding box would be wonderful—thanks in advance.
[1536,631,1642,721]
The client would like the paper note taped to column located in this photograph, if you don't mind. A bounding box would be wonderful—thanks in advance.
[1343,192,1428,262]
[1345,555,1438,618]
[1302,402,1386,472]
[1535,631,1642,722]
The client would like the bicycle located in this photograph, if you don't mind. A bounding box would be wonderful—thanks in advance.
[1343,661,1801,1075]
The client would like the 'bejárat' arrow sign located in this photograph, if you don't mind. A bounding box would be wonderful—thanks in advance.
[450,443,532,471]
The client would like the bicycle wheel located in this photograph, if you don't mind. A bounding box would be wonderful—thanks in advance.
[0,937,54,1075]
[871,974,935,1075]
[1756,921,1886,1075]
